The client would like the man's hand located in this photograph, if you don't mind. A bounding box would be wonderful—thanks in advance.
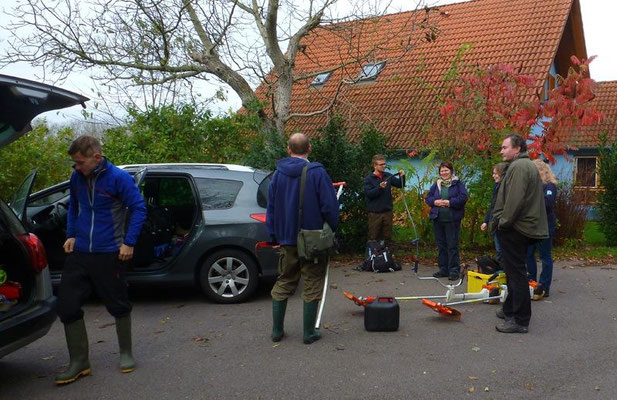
[398,169,405,177]
[119,244,134,261]
[480,222,487,231]
[63,238,75,253]
[379,181,387,188]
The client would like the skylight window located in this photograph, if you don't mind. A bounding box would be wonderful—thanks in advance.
[310,72,332,86]
[357,61,386,82]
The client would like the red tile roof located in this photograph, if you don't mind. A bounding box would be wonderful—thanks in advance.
[560,81,617,148]
[256,0,582,148]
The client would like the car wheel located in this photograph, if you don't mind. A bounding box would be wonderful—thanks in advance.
[200,249,259,304]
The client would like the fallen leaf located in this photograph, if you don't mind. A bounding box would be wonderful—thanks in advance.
[468,387,475,393]
[98,322,115,329]
[595,386,600,391]
[175,304,185,309]
[330,283,338,289]
[468,376,478,380]
[272,343,280,348]
[472,346,480,352]
[42,355,54,360]
[335,344,345,350]
[153,329,165,334]
[484,387,490,392]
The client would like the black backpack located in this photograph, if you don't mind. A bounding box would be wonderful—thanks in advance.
[476,255,501,275]
[357,240,401,273]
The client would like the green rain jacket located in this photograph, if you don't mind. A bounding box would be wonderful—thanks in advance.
[489,152,549,240]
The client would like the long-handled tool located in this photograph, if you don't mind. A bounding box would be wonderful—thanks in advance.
[315,182,346,329]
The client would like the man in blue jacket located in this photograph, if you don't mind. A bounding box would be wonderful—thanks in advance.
[55,135,146,384]
[267,133,339,344]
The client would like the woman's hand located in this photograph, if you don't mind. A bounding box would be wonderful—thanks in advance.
[480,222,487,231]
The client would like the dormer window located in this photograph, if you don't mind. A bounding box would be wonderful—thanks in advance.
[357,61,386,82]
[310,72,332,87]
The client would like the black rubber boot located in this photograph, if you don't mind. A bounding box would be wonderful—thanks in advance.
[115,315,136,373]
[271,299,288,342]
[55,319,91,385]
[303,301,322,345]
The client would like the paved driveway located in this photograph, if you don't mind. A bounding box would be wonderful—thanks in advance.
[1,261,616,399]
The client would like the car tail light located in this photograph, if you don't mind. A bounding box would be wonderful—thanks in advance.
[250,213,267,223]
[17,233,48,272]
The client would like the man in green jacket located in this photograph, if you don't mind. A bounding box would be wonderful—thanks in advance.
[489,134,548,333]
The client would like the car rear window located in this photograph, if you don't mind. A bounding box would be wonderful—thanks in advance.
[194,178,243,210]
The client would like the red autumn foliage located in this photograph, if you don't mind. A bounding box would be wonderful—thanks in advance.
[425,56,604,163]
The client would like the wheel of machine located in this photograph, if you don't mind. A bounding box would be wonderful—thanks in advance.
[199,249,259,304]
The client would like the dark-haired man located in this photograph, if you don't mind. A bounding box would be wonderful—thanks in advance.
[55,135,146,384]
[489,134,548,333]
[267,133,339,344]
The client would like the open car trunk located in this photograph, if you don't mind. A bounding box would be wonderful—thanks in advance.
[0,220,35,321]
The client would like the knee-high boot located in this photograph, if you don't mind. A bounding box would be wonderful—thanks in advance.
[271,299,287,342]
[55,319,91,385]
[115,315,136,373]
[303,301,322,344]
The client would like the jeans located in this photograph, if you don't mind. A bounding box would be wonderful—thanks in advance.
[493,234,502,261]
[526,235,553,292]
[432,220,461,277]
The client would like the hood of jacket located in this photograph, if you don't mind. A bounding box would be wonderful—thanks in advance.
[276,156,311,178]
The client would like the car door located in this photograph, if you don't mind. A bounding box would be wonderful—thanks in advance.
[8,170,38,221]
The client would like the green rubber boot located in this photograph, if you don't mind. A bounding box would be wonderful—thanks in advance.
[55,319,91,385]
[115,315,136,373]
[303,301,322,345]
[271,299,288,342]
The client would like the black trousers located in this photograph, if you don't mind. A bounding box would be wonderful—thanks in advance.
[497,228,532,326]
[57,251,132,324]
[432,220,461,276]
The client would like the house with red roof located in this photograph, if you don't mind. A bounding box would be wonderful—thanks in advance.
[255,0,606,194]
[558,81,617,204]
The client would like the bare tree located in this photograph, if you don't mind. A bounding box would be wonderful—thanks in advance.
[1,0,440,134]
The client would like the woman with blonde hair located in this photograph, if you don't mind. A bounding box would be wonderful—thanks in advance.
[526,159,558,299]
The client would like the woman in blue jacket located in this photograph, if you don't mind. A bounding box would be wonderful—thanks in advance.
[425,161,468,280]
[526,159,558,299]
[480,162,508,261]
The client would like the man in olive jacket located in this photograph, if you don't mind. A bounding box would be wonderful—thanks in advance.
[489,134,548,333]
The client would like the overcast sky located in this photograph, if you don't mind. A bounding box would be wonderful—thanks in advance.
[0,0,614,124]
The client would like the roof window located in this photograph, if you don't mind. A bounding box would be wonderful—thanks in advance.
[310,72,332,86]
[357,61,386,82]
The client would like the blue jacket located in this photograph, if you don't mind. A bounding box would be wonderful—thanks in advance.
[67,158,146,253]
[266,157,339,246]
[364,172,404,213]
[425,178,468,222]
[543,182,558,234]
[483,182,500,224]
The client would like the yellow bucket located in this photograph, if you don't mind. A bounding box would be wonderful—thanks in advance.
[467,270,506,293]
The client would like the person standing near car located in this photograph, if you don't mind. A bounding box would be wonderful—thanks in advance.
[267,133,339,345]
[363,155,405,245]
[55,135,146,384]
[489,134,548,334]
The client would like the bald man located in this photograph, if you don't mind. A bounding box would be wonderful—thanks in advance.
[266,133,339,344]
